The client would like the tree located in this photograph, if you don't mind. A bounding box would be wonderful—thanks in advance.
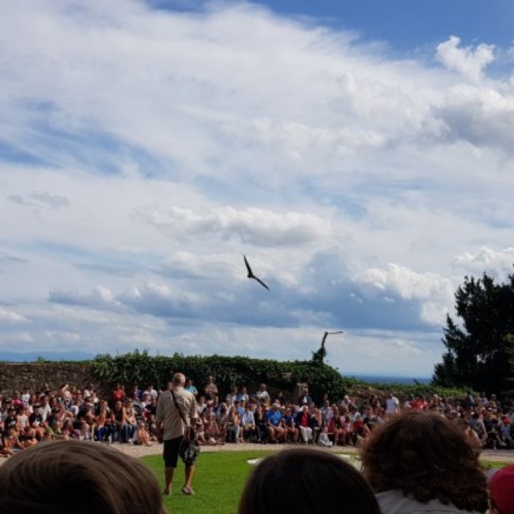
[432,271,514,394]
[504,334,514,395]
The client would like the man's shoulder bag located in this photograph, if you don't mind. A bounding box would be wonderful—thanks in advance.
[170,389,200,465]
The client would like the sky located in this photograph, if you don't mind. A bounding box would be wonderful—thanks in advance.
[1,0,513,377]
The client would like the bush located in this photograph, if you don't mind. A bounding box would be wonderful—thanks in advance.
[91,350,469,406]
[92,350,350,403]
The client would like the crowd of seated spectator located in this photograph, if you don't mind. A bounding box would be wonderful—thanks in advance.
[1,378,514,457]
[0,382,162,456]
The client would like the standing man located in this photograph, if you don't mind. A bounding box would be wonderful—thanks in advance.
[255,383,271,405]
[204,376,219,403]
[385,391,400,415]
[156,373,198,496]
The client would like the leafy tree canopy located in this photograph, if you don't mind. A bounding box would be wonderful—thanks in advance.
[433,271,514,394]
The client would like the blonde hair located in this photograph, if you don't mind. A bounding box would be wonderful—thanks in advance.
[0,440,167,514]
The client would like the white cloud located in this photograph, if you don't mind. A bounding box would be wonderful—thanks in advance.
[356,264,454,326]
[358,264,453,301]
[48,286,118,308]
[436,36,495,81]
[0,1,513,375]
[434,83,514,153]
[0,309,28,323]
[453,247,514,281]
[8,192,69,209]
[137,205,333,246]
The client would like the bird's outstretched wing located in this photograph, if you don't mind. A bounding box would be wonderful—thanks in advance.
[321,330,343,347]
[243,255,253,277]
[243,255,270,290]
[253,275,270,290]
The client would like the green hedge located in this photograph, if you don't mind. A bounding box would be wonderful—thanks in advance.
[91,350,350,404]
[90,350,470,405]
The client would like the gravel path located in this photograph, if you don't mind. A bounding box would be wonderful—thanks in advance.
[115,442,514,463]
[2,442,514,466]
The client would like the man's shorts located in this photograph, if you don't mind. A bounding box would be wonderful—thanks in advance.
[163,435,184,468]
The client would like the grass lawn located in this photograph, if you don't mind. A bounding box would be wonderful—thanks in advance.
[142,450,275,514]
[142,451,510,514]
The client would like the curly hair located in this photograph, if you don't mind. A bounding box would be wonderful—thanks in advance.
[360,410,488,513]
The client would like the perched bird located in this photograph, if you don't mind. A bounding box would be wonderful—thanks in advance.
[243,255,270,290]
[321,330,343,349]
[313,331,343,365]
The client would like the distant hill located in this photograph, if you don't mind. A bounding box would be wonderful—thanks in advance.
[0,351,95,362]
[350,374,431,385]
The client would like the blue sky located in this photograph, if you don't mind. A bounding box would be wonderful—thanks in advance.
[153,0,514,52]
[0,0,513,377]
[256,0,514,49]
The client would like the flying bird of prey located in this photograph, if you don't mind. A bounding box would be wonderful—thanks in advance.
[321,330,343,349]
[243,255,270,290]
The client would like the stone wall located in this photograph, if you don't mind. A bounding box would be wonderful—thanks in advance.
[0,362,99,397]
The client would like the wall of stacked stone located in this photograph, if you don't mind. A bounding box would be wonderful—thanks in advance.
[0,362,103,397]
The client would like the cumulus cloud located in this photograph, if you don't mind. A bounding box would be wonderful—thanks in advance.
[357,264,454,301]
[0,1,513,375]
[137,206,333,246]
[453,247,514,280]
[0,309,28,323]
[436,36,495,81]
[0,0,495,180]
[356,264,454,326]
[434,83,514,152]
[49,286,118,308]
[116,282,203,317]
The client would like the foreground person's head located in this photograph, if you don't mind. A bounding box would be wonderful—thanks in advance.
[360,410,488,513]
[238,447,380,514]
[489,463,514,514]
[0,440,167,514]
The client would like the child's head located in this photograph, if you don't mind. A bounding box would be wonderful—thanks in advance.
[238,448,380,514]
[0,440,167,514]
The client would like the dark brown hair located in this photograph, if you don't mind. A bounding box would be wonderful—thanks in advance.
[0,440,167,514]
[360,410,488,512]
[238,447,380,514]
